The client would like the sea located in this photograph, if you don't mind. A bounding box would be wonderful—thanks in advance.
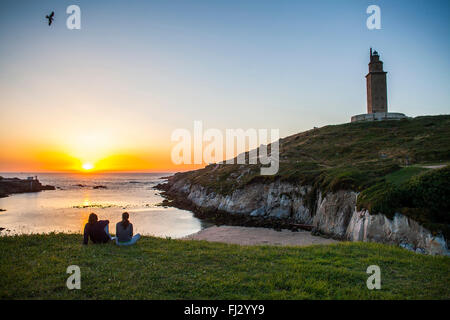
[0,172,211,238]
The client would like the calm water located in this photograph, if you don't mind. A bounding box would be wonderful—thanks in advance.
[0,172,210,238]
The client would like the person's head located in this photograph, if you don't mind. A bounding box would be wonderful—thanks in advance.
[121,212,130,228]
[88,213,98,225]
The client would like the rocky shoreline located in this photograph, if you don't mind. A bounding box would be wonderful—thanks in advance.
[156,182,317,233]
[0,176,55,198]
[155,175,449,255]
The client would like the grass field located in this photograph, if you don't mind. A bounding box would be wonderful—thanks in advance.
[1,233,449,299]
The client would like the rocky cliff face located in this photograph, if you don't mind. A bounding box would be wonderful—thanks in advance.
[162,177,449,255]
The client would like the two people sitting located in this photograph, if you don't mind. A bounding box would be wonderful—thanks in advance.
[83,212,141,246]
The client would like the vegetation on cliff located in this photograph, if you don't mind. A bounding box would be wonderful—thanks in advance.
[357,165,450,238]
[167,115,450,235]
[1,233,449,299]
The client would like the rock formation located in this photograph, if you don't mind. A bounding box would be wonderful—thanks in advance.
[157,177,449,255]
[0,176,55,198]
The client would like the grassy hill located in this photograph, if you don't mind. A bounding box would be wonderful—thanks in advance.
[1,234,449,299]
[170,115,450,237]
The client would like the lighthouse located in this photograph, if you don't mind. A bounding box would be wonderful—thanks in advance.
[366,48,387,114]
[351,49,407,122]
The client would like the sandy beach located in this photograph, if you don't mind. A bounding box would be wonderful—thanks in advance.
[183,225,338,246]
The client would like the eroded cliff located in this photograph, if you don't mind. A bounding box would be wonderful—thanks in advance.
[160,177,448,255]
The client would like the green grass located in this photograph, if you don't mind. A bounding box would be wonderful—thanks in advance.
[384,167,429,186]
[1,233,449,299]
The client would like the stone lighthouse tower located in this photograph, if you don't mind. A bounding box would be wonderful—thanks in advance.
[351,49,406,122]
[366,48,387,113]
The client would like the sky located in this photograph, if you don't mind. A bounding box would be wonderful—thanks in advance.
[0,0,449,172]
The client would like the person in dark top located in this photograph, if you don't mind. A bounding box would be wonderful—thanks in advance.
[83,213,114,245]
[115,212,141,246]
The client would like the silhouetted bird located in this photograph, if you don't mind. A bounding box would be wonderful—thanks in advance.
[46,11,54,26]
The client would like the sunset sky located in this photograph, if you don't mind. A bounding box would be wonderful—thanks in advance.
[1,0,449,172]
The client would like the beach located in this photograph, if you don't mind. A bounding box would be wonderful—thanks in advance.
[183,225,338,246]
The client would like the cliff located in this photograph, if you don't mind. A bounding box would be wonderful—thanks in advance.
[156,115,450,255]
[0,176,55,198]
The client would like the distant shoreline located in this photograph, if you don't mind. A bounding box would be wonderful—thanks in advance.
[0,176,55,198]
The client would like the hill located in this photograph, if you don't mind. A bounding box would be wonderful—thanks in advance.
[160,115,450,246]
[174,115,450,193]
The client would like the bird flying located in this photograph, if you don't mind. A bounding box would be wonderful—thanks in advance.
[46,11,54,26]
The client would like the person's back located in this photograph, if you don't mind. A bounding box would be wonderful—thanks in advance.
[116,220,133,242]
[115,212,140,246]
[83,213,111,245]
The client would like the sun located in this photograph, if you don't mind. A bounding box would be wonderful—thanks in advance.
[82,162,94,171]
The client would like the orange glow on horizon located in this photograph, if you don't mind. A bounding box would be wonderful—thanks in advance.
[0,144,206,173]
[0,129,206,173]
